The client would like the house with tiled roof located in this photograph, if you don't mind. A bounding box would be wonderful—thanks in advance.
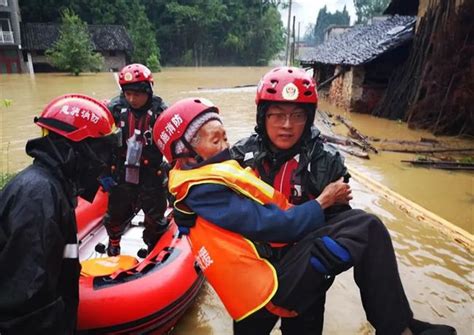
[0,0,25,73]
[21,23,133,73]
[299,15,416,113]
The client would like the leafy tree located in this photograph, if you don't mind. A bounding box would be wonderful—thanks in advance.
[310,5,350,45]
[68,0,130,24]
[146,53,161,72]
[21,0,286,66]
[46,9,103,75]
[247,4,285,65]
[163,0,227,66]
[127,1,161,65]
[20,0,69,22]
[354,0,391,24]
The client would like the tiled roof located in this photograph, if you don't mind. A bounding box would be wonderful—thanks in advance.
[299,15,416,66]
[21,23,133,51]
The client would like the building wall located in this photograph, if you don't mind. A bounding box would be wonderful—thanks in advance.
[325,27,352,41]
[328,65,365,111]
[0,0,21,46]
[102,52,127,72]
[328,66,347,109]
[28,50,127,73]
[327,65,386,114]
[350,66,365,110]
[0,0,24,73]
[353,85,386,114]
[0,48,20,73]
[8,0,20,46]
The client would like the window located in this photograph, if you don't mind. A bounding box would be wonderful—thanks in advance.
[0,18,12,31]
[0,18,13,44]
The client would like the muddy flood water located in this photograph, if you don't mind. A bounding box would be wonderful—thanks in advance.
[1,68,472,334]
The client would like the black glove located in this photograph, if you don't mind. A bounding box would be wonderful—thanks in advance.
[172,206,197,235]
[310,236,352,275]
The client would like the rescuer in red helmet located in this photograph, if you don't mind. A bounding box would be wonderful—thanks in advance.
[0,94,120,334]
[105,63,169,257]
[155,97,352,331]
[230,67,456,335]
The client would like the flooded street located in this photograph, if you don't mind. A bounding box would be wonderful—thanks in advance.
[1,67,472,334]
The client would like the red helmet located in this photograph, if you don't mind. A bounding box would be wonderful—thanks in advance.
[255,66,318,105]
[35,94,116,142]
[118,63,154,88]
[153,97,219,162]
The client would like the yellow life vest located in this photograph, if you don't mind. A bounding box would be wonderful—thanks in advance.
[169,160,292,321]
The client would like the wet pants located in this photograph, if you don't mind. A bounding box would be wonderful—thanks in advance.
[233,209,413,335]
[103,182,168,248]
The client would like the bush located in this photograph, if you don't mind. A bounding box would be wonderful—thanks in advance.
[146,53,161,72]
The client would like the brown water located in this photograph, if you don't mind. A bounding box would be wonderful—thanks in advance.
[0,68,472,334]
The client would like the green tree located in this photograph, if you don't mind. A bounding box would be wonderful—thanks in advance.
[146,53,161,72]
[311,5,350,45]
[127,1,161,65]
[46,9,103,75]
[246,4,285,65]
[163,0,227,66]
[21,0,286,66]
[20,0,69,22]
[354,0,391,24]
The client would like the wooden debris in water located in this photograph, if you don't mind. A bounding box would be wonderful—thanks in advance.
[335,115,378,153]
[401,159,474,171]
[315,110,372,159]
[334,145,370,159]
[386,147,474,154]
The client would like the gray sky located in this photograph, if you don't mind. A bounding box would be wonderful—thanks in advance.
[279,0,357,36]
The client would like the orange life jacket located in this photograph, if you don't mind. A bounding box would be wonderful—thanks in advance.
[169,159,292,321]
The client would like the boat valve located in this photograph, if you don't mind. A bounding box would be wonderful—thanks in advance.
[95,243,107,254]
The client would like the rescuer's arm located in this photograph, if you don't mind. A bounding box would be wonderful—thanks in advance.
[184,183,324,243]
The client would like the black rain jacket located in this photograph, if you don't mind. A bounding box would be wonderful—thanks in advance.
[108,94,167,185]
[0,137,81,334]
[230,127,351,215]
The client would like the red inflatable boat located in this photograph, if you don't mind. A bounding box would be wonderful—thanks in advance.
[75,190,204,334]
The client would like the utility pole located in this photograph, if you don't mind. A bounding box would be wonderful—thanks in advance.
[285,0,292,66]
[297,21,301,59]
[290,15,296,66]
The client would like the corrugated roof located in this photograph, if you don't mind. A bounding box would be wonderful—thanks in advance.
[300,15,416,66]
[21,23,133,51]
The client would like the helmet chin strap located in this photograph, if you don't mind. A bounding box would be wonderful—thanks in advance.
[74,140,111,202]
[181,138,204,163]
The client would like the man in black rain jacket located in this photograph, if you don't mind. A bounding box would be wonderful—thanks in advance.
[0,94,118,334]
[104,63,169,257]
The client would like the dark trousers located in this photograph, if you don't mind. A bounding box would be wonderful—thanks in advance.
[279,289,327,335]
[234,209,413,335]
[103,181,168,248]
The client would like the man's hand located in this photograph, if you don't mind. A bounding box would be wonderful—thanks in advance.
[315,177,352,209]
